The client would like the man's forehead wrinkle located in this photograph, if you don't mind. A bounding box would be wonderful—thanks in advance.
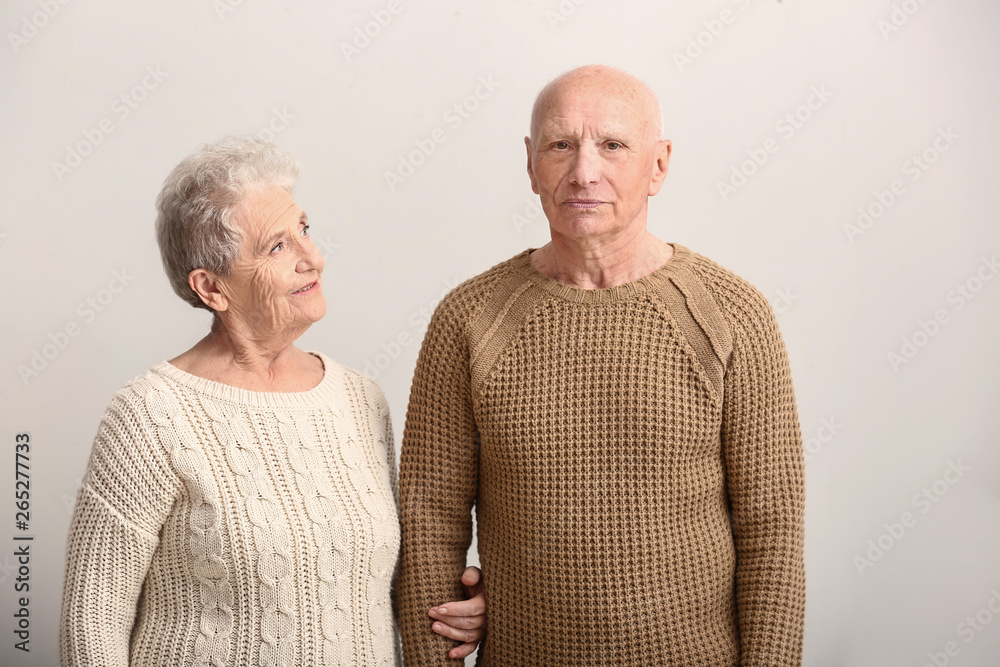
[531,65,663,141]
[540,95,645,135]
[539,115,634,141]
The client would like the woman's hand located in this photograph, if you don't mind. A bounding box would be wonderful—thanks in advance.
[429,566,487,659]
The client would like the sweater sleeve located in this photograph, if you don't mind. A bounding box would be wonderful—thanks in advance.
[717,279,806,666]
[395,295,480,665]
[60,384,180,667]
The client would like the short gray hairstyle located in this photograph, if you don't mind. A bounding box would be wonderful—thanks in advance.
[155,136,300,310]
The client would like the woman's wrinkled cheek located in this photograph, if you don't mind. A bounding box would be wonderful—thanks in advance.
[248,262,290,329]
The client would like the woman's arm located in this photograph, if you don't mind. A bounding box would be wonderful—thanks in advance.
[60,485,160,666]
[59,382,179,666]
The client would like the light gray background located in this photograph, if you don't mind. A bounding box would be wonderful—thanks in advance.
[2,0,999,665]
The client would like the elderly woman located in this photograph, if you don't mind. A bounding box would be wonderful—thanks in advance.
[59,137,485,666]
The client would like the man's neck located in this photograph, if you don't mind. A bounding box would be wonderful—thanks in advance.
[530,229,674,290]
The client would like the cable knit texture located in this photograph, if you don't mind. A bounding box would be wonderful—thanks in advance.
[60,352,401,667]
[396,244,805,666]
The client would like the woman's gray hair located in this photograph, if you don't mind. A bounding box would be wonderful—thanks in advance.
[155,136,300,310]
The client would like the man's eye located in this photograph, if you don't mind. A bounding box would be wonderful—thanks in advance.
[606,141,622,150]
[553,141,570,149]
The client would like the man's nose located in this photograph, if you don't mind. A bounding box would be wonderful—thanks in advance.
[569,146,600,185]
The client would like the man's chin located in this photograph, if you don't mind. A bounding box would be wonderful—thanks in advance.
[551,215,622,240]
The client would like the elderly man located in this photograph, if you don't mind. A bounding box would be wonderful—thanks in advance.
[396,65,805,665]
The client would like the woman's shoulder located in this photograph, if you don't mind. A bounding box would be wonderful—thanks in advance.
[82,365,186,520]
[96,363,177,423]
[312,352,387,398]
[310,352,391,418]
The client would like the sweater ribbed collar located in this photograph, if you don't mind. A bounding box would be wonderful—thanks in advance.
[509,243,692,304]
[150,351,346,409]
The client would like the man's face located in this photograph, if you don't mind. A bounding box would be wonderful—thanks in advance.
[525,80,671,243]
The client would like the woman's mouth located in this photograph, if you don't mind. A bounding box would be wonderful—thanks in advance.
[293,281,317,294]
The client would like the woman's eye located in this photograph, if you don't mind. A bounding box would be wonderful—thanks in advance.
[301,224,310,236]
[271,241,284,253]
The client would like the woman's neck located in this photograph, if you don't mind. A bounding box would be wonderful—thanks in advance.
[168,318,324,392]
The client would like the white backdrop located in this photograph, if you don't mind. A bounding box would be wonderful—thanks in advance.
[2,0,999,665]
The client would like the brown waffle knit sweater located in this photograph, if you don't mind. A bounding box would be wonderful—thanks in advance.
[396,244,805,666]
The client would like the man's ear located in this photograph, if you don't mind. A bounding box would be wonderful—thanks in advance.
[188,268,228,312]
[525,136,540,195]
[648,139,672,196]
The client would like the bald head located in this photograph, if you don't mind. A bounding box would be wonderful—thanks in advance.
[528,65,663,148]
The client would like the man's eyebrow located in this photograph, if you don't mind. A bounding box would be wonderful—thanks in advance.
[538,126,632,140]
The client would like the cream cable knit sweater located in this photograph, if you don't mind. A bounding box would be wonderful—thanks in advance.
[60,352,401,666]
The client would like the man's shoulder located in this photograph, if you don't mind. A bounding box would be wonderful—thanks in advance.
[677,246,783,348]
[679,245,772,315]
[432,250,532,321]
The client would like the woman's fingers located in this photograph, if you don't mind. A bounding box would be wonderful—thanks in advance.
[430,621,484,643]
[449,641,480,659]
[429,595,486,621]
[429,606,485,629]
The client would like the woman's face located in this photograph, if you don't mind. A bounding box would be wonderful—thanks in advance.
[218,186,326,340]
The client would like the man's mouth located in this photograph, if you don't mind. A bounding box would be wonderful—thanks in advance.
[564,199,605,209]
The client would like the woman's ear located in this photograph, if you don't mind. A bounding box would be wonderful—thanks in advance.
[188,269,228,312]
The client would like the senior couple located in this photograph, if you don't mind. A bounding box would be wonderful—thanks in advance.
[61,65,805,666]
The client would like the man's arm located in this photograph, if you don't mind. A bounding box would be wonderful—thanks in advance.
[396,297,481,664]
[719,282,806,666]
